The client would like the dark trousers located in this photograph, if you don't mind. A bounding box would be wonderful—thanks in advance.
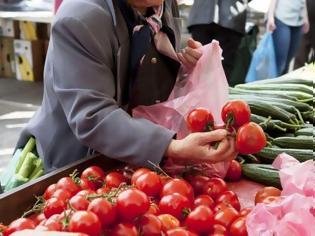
[189,23,243,82]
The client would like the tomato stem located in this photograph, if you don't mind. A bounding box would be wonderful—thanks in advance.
[148,160,171,178]
[21,196,44,218]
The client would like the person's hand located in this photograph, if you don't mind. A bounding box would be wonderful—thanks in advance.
[166,129,238,163]
[267,17,276,32]
[303,19,310,34]
[177,38,203,70]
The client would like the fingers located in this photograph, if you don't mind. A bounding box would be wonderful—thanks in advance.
[184,47,202,61]
[198,129,228,144]
[187,38,202,49]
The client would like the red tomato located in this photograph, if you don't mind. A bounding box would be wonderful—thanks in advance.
[81,166,105,189]
[185,205,214,234]
[239,208,252,217]
[96,186,111,195]
[225,160,242,182]
[69,211,102,236]
[4,218,35,235]
[88,198,117,228]
[135,171,162,197]
[161,178,194,202]
[221,100,251,129]
[110,223,139,236]
[137,214,162,236]
[43,197,66,219]
[51,188,71,203]
[236,122,266,155]
[211,224,228,235]
[79,177,96,190]
[187,175,210,195]
[159,193,191,220]
[261,196,281,205]
[255,186,281,204]
[131,168,151,185]
[157,214,180,231]
[160,175,172,186]
[214,207,239,228]
[28,213,45,226]
[105,171,128,188]
[194,195,215,209]
[230,217,248,236]
[147,203,160,215]
[203,178,228,200]
[69,195,90,211]
[56,177,81,196]
[166,228,192,236]
[116,189,150,220]
[43,183,57,200]
[76,189,95,197]
[40,216,62,231]
[0,224,7,233]
[216,191,241,211]
[213,202,232,213]
[186,108,214,132]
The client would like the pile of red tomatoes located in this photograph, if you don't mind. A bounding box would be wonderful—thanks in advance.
[1,165,254,236]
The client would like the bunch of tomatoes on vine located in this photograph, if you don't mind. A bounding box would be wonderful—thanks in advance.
[186,99,267,155]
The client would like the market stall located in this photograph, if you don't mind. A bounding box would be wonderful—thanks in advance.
[0,64,314,236]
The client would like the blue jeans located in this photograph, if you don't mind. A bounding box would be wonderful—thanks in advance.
[273,18,303,75]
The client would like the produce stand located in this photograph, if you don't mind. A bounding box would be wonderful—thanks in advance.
[0,155,120,224]
[0,66,313,234]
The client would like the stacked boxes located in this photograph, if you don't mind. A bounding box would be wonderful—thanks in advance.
[0,19,49,81]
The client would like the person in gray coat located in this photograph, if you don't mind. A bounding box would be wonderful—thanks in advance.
[16,0,237,172]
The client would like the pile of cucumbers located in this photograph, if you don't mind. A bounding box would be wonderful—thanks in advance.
[229,75,314,188]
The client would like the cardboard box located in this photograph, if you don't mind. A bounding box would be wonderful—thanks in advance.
[19,21,49,40]
[0,19,19,38]
[0,155,120,224]
[14,39,44,81]
[0,37,16,78]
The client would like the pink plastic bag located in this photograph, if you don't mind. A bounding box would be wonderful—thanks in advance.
[246,153,315,236]
[133,40,230,178]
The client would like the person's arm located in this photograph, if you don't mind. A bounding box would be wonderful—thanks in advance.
[267,0,277,32]
[303,1,310,33]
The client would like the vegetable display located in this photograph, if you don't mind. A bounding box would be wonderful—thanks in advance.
[230,75,314,187]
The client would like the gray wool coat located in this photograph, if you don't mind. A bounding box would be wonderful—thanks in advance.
[16,0,182,172]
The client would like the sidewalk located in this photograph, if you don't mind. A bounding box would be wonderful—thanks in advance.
[0,78,43,174]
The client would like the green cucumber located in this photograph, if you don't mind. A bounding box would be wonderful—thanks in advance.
[229,95,312,112]
[17,152,37,179]
[247,101,297,124]
[272,137,314,149]
[256,147,314,163]
[231,87,312,100]
[4,174,29,192]
[246,77,313,87]
[250,114,287,132]
[242,164,281,188]
[236,83,313,95]
[295,127,314,136]
[15,137,36,173]
[229,88,298,101]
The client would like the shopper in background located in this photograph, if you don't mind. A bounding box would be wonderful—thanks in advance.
[267,0,309,75]
[294,0,314,68]
[16,0,237,172]
[187,0,248,81]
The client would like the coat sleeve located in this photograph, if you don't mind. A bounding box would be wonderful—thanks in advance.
[51,16,175,167]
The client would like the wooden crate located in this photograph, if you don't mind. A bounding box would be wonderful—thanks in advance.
[0,155,120,224]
